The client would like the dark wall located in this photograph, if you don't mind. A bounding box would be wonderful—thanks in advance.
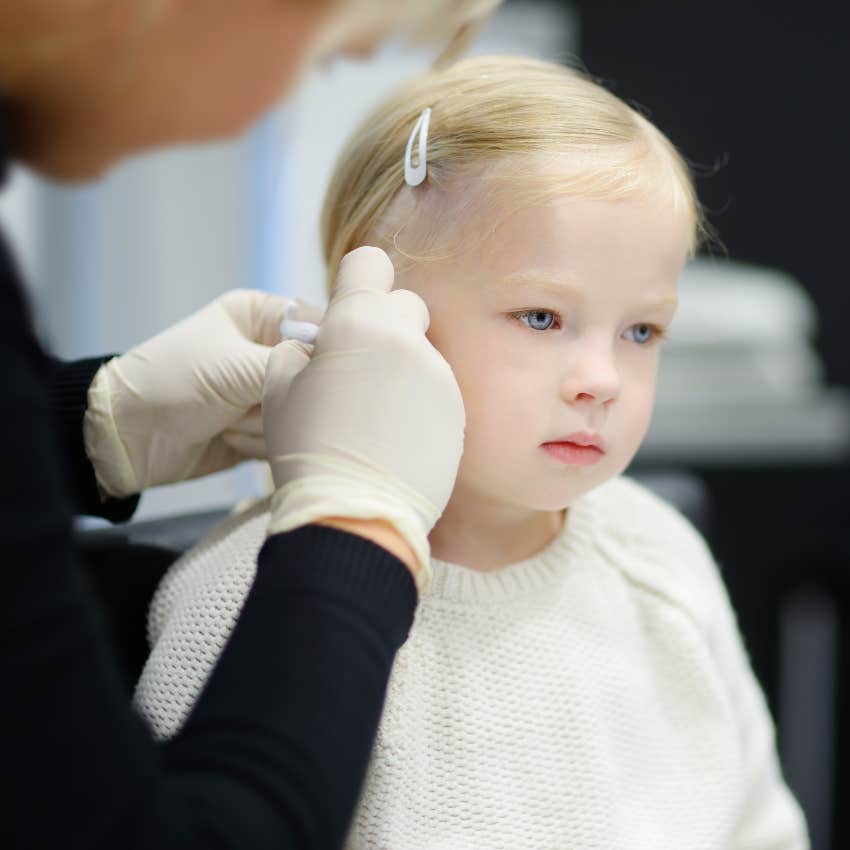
[575,0,850,386]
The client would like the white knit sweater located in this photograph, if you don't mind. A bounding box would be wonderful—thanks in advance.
[134,476,808,849]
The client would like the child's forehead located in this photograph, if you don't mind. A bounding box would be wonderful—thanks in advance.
[394,192,687,310]
[460,192,688,267]
[383,156,691,301]
[422,160,690,246]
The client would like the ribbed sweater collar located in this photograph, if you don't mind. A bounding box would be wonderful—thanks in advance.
[426,495,596,604]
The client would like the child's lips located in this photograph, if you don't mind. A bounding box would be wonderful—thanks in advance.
[541,441,605,466]
[552,430,606,451]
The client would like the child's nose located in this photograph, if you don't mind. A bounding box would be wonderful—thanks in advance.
[558,349,620,407]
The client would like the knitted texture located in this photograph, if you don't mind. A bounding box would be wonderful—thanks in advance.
[134,477,808,849]
[135,497,272,738]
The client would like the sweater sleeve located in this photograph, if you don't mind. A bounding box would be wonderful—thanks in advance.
[599,478,809,848]
[1,230,417,850]
[703,559,810,849]
[46,355,140,522]
[671,499,809,847]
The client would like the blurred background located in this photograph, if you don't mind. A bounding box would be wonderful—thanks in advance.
[1,1,846,845]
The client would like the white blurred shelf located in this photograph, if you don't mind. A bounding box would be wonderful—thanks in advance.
[639,387,850,465]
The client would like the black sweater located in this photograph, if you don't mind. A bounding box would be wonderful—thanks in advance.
[0,122,416,850]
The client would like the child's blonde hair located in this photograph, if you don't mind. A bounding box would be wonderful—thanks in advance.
[321,54,704,292]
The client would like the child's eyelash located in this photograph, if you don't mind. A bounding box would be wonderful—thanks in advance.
[508,309,563,331]
[508,310,670,346]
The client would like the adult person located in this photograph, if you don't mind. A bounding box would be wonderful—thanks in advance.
[0,2,496,848]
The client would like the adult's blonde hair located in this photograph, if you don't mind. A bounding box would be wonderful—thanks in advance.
[313,0,502,67]
[321,54,705,291]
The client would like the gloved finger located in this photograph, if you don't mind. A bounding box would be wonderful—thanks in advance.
[221,429,267,459]
[329,246,395,304]
[193,438,245,478]
[387,288,431,333]
[221,289,293,346]
[291,298,326,324]
[253,292,294,346]
[230,406,263,437]
[263,339,313,404]
[218,340,272,409]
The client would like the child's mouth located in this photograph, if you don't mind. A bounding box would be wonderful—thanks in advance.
[541,441,605,466]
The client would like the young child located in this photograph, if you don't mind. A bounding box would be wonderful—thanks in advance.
[135,55,809,849]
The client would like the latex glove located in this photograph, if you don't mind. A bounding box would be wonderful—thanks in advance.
[262,246,466,590]
[84,289,316,499]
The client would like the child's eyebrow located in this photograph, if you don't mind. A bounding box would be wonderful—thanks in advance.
[498,270,583,300]
[498,270,678,311]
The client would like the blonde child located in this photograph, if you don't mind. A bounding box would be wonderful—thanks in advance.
[135,55,808,849]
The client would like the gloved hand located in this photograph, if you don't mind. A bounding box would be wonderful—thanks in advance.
[262,246,466,589]
[83,289,317,499]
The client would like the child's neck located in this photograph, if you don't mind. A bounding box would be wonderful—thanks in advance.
[429,491,565,572]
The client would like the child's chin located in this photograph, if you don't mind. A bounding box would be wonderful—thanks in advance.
[530,479,606,512]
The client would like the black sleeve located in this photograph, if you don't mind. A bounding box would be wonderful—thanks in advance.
[46,355,140,522]
[1,231,417,850]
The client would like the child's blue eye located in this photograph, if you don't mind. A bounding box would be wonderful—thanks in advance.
[624,323,665,345]
[515,310,558,331]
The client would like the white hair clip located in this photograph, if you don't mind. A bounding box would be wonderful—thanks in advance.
[404,107,432,187]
